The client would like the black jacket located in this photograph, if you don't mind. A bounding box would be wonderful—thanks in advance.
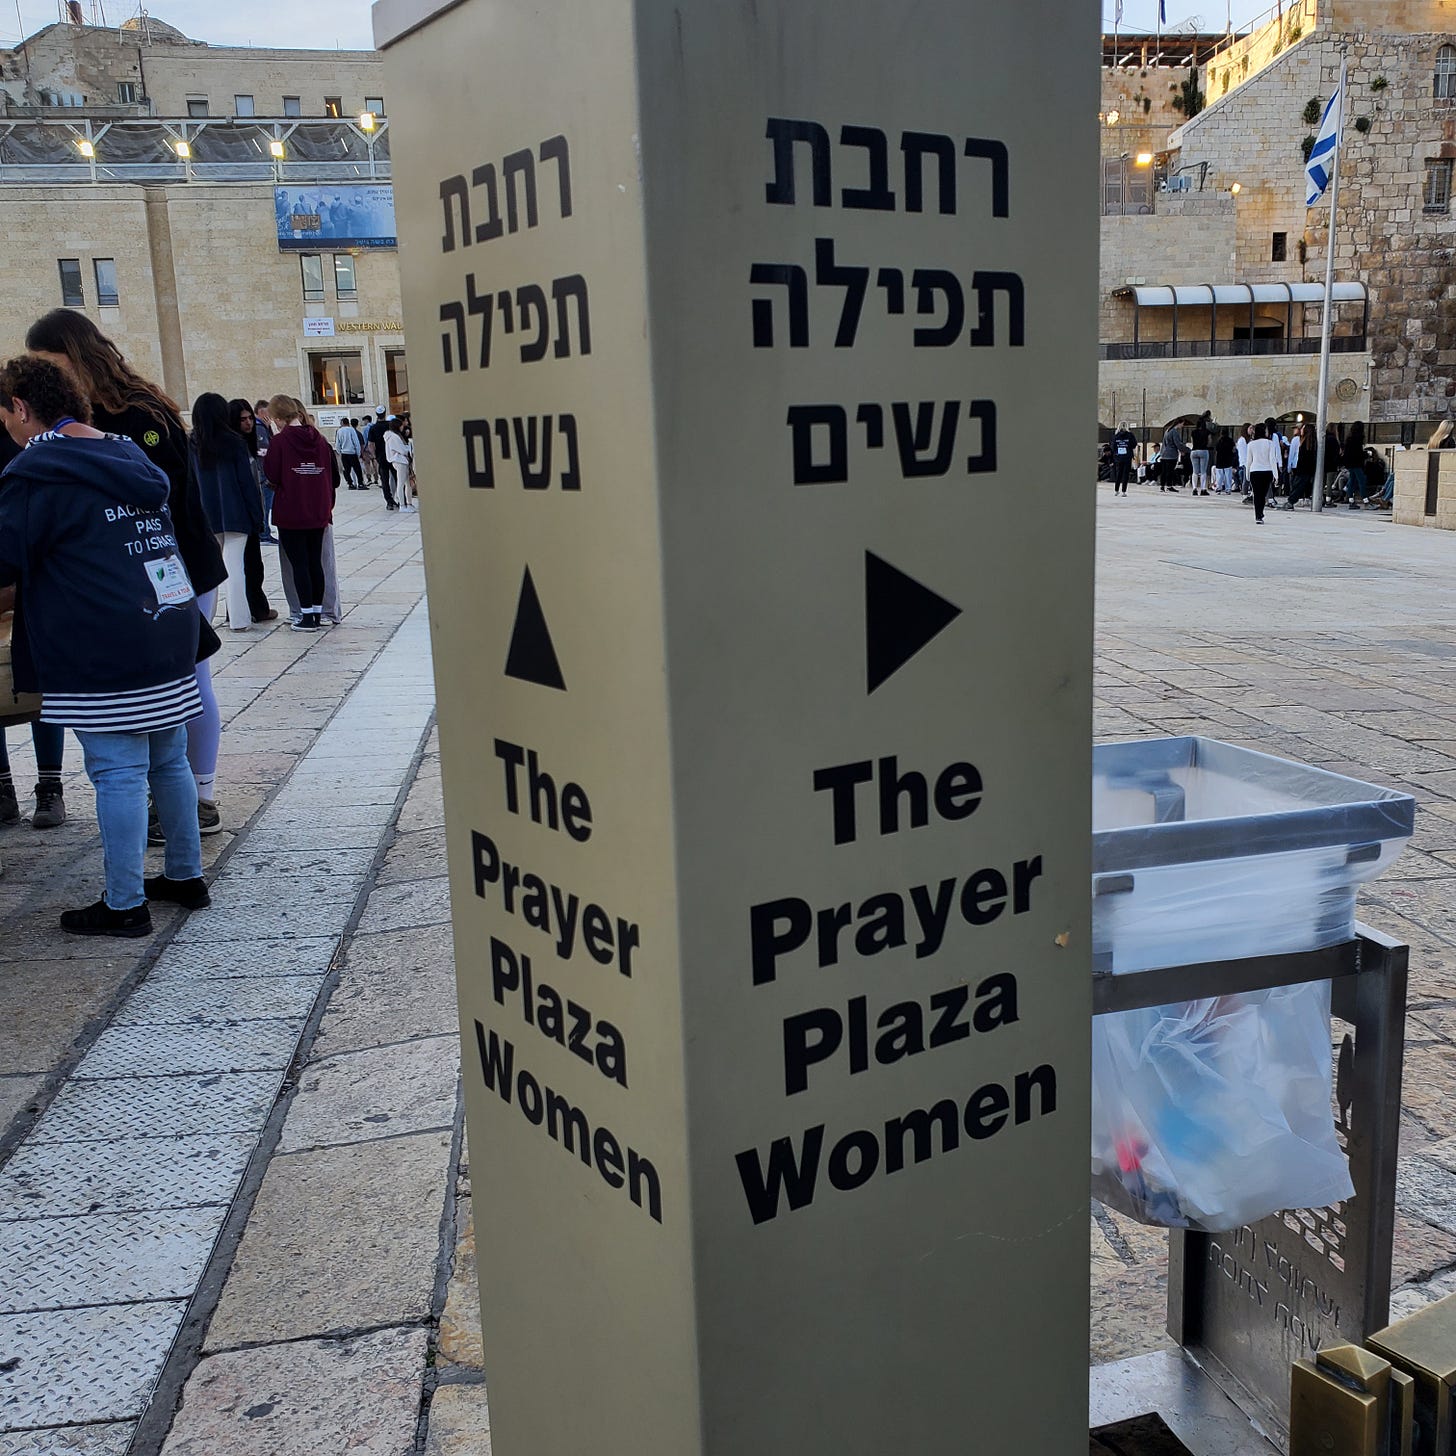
[192,435,264,537]
[1112,429,1137,459]
[92,401,226,597]
[0,436,202,697]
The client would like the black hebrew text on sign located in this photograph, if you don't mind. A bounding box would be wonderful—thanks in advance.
[439,134,572,252]
[750,243,1024,351]
[787,400,997,486]
[463,415,581,492]
[440,274,591,373]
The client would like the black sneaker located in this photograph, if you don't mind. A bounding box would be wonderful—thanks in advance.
[197,799,222,836]
[61,897,153,938]
[31,781,65,829]
[291,616,319,633]
[0,783,17,826]
[143,874,211,910]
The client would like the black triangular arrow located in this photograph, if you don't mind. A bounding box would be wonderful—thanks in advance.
[504,567,566,691]
[865,551,961,694]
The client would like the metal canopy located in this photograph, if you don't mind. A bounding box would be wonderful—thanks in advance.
[1118,282,1367,306]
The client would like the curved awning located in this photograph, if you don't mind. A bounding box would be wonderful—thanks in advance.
[1115,282,1367,306]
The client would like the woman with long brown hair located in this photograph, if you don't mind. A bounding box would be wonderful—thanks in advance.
[26,309,228,835]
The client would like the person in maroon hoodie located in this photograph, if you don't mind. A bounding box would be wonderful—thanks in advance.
[261,394,338,633]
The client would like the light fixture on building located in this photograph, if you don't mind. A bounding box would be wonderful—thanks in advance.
[1135,152,1154,167]
[1230,181,1242,195]
[269,139,286,159]
[1106,109,1121,126]
[173,140,191,159]
[359,111,377,131]
[75,139,95,157]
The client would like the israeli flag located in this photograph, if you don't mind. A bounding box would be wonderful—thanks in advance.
[1305,87,1342,205]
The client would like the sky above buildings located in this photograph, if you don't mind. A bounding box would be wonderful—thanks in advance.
[1,0,1284,52]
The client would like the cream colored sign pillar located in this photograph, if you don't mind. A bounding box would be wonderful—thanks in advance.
[376,1,1098,1449]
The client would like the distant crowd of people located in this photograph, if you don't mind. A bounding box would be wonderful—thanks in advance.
[0,310,416,936]
[1104,414,1393,525]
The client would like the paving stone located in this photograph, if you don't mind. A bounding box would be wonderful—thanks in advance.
[354,877,452,935]
[0,1301,183,1427]
[395,776,444,834]
[31,1072,282,1144]
[0,1077,45,1135]
[1397,1154,1456,1230]
[279,1036,459,1152]
[436,1196,482,1372]
[1392,1211,1456,1287]
[0,959,135,1075]
[375,827,448,885]
[0,1208,221,1312]
[161,1326,428,1456]
[204,1131,452,1347]
[0,1135,257,1219]
[423,1380,492,1456]
[313,925,458,1055]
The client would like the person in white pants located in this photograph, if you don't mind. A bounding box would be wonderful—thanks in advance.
[385,421,415,511]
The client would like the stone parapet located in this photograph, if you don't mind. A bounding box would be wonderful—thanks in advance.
[1393,448,1456,528]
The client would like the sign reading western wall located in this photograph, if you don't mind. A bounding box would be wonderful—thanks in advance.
[377,0,1098,1450]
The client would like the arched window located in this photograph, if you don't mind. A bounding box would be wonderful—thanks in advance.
[1436,44,1456,103]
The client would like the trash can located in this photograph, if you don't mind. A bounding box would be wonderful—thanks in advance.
[1087,737,1416,1452]
[1091,738,1413,1234]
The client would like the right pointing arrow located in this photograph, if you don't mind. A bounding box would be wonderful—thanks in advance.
[864,551,962,695]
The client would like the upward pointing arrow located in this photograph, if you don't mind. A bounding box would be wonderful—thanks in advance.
[504,567,566,691]
[864,551,962,694]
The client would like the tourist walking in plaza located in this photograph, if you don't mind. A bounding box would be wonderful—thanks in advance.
[1189,415,1211,495]
[0,355,209,935]
[25,309,226,836]
[1284,423,1317,508]
[262,394,338,633]
[1245,422,1279,525]
[1344,421,1370,508]
[1111,422,1136,494]
[190,393,264,633]
[1157,421,1184,492]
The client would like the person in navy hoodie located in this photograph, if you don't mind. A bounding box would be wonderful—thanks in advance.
[0,356,210,937]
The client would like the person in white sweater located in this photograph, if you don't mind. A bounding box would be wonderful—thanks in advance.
[1244,422,1281,525]
[383,422,414,513]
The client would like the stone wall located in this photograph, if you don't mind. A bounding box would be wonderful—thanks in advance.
[0,183,403,414]
[1100,67,1186,162]
[1205,0,1320,105]
[1099,351,1369,432]
[1392,447,1456,527]
[0,23,383,119]
[1173,12,1456,425]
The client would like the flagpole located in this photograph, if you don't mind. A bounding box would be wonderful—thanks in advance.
[1312,51,1348,514]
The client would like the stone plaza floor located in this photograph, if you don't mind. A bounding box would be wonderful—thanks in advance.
[3,477,1456,1451]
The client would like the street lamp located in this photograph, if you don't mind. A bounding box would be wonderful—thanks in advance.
[1106,109,1121,126]
[173,140,191,159]
[269,139,286,159]
[1135,152,1154,167]
[358,111,377,132]
[75,138,94,157]
[1230,181,1242,195]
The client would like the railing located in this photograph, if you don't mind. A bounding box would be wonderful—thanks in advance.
[0,160,390,184]
[1100,335,1367,360]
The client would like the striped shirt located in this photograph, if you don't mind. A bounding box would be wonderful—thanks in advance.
[24,428,202,734]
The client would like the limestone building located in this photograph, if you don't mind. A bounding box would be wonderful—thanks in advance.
[1100,0,1456,446]
[0,15,403,424]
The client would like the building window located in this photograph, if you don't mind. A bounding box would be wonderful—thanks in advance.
[234,94,255,117]
[309,351,364,407]
[386,350,409,414]
[324,96,343,118]
[116,80,139,104]
[1425,158,1453,212]
[333,254,358,299]
[57,258,84,307]
[300,253,326,303]
[1271,231,1287,262]
[93,258,119,307]
[365,95,384,115]
[283,95,302,117]
[186,97,209,117]
[1438,45,1456,103]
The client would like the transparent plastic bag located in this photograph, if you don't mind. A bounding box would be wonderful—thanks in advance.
[1091,981,1353,1232]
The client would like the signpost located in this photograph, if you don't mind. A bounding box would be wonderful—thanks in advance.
[376,0,1099,1449]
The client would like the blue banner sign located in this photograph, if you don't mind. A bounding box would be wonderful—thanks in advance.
[275,184,397,251]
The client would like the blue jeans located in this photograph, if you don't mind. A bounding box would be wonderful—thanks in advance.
[76,725,201,910]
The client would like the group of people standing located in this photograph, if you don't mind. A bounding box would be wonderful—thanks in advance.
[0,310,413,937]
[332,408,416,511]
[1107,414,1390,525]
